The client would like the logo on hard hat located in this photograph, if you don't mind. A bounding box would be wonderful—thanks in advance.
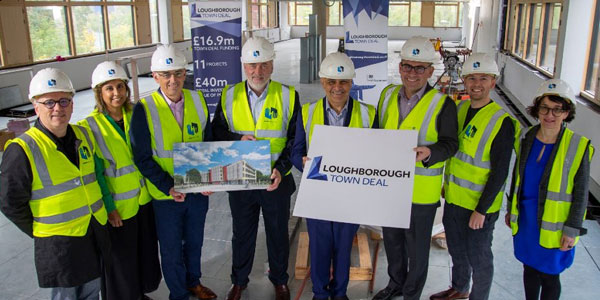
[253,50,260,57]
[108,69,116,75]
[166,58,173,65]
[473,62,481,69]
[337,66,344,73]
[548,83,557,89]
[47,79,56,87]
[412,48,420,55]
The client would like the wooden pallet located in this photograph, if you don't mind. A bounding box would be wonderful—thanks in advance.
[294,232,373,280]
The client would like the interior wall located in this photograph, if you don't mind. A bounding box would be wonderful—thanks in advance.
[290,26,463,41]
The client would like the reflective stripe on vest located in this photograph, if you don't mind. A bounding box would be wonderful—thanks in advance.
[82,110,149,215]
[9,126,107,237]
[302,98,375,148]
[444,100,516,213]
[142,89,208,200]
[378,85,447,204]
[222,81,294,171]
[510,127,595,248]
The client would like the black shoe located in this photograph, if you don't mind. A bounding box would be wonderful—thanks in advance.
[372,286,402,300]
[312,297,328,300]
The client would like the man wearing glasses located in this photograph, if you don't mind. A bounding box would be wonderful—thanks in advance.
[130,44,216,300]
[0,68,110,299]
[373,36,458,300]
[212,36,300,300]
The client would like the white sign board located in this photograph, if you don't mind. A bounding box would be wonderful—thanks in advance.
[293,125,417,228]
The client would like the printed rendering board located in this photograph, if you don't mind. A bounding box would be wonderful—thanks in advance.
[173,140,272,192]
[293,125,417,228]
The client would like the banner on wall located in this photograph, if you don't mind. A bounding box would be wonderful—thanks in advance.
[342,0,389,107]
[189,0,242,115]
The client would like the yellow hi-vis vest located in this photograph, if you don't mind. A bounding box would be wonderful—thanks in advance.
[221,81,295,174]
[140,89,209,200]
[7,125,107,237]
[79,108,151,220]
[378,85,446,204]
[444,100,520,213]
[302,98,376,146]
[510,127,595,248]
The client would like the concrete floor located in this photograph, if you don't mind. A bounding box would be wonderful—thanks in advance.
[1,39,600,299]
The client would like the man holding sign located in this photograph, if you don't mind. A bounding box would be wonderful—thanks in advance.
[373,36,458,300]
[130,44,216,300]
[291,52,377,300]
[212,36,300,300]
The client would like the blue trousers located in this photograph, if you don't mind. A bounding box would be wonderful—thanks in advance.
[51,278,100,300]
[153,194,208,300]
[306,218,359,299]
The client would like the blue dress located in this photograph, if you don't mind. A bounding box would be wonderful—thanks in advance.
[513,138,575,275]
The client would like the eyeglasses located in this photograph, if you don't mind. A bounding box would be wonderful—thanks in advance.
[400,63,429,74]
[36,98,72,109]
[539,105,566,117]
[157,70,186,78]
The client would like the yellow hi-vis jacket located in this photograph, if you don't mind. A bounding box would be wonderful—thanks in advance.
[510,126,594,248]
[221,81,295,174]
[140,89,209,200]
[302,98,376,146]
[378,84,446,204]
[444,100,521,213]
[79,108,151,220]
[7,125,108,237]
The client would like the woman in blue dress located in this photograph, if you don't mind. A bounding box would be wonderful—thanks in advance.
[505,79,594,300]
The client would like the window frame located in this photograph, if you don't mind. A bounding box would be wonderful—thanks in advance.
[505,0,563,77]
[23,0,140,63]
[582,0,600,105]
[287,1,343,26]
[433,1,462,28]
[249,0,278,30]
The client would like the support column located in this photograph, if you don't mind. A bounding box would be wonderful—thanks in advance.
[159,0,173,44]
[312,0,326,60]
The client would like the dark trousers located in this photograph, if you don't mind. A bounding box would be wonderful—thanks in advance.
[104,203,162,300]
[523,265,561,300]
[153,195,209,300]
[228,174,294,286]
[443,202,498,300]
[105,215,141,300]
[137,202,162,293]
[382,204,438,300]
[306,219,359,299]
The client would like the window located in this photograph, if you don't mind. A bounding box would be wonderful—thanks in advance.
[27,6,71,61]
[389,1,422,27]
[505,1,563,76]
[584,1,600,104]
[328,1,343,26]
[249,0,277,29]
[24,1,139,62]
[434,1,462,27]
[288,1,312,26]
[288,1,344,26]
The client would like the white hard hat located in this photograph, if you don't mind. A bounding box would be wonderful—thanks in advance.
[462,53,500,77]
[319,52,355,79]
[534,79,576,106]
[400,36,439,64]
[29,68,75,100]
[91,61,129,89]
[151,44,187,72]
[241,37,275,63]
